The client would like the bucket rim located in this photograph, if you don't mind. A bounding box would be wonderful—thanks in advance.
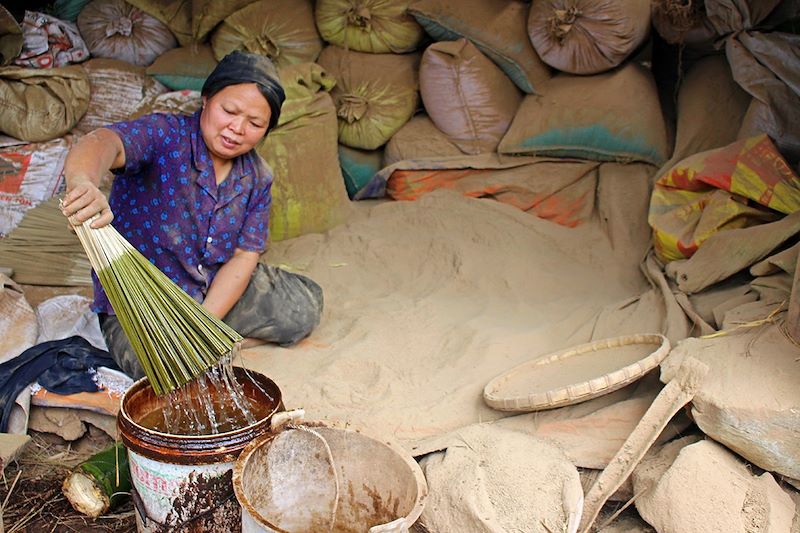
[118,367,283,463]
[119,366,282,439]
[232,419,429,532]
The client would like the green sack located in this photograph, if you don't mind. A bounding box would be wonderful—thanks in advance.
[0,65,90,142]
[125,0,192,46]
[146,45,217,91]
[318,45,420,150]
[210,0,321,70]
[191,0,258,43]
[52,0,93,22]
[316,0,424,53]
[338,144,383,199]
[256,63,351,241]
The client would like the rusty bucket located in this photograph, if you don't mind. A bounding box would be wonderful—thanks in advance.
[233,420,428,533]
[118,367,283,532]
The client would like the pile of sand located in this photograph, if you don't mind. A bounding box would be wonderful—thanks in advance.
[243,190,648,444]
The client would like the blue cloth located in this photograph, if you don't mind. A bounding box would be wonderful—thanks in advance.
[90,110,273,315]
[0,336,120,432]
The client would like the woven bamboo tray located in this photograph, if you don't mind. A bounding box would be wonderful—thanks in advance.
[483,333,670,412]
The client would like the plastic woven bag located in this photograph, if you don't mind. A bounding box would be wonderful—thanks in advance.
[649,135,800,262]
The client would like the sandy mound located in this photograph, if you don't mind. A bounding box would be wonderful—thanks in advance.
[242,191,647,443]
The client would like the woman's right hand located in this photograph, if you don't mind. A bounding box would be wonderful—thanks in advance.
[61,178,114,228]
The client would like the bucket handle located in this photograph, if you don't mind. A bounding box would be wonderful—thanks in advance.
[369,517,409,533]
[270,408,305,432]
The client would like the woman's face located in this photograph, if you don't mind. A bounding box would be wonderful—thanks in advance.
[200,83,271,163]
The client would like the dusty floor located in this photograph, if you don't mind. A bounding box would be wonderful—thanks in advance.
[1,432,135,532]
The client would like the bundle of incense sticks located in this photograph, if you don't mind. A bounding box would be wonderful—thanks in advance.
[70,215,242,395]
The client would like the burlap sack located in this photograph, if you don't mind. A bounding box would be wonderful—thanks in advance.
[316,0,424,53]
[318,45,420,150]
[0,4,22,67]
[420,39,521,155]
[704,0,782,35]
[0,65,89,142]
[146,45,218,91]
[77,0,177,67]
[408,0,550,94]
[383,114,461,167]
[729,31,800,163]
[191,0,258,43]
[256,63,351,241]
[651,0,717,50]
[682,1,800,164]
[210,0,322,69]
[528,0,651,75]
[386,160,600,228]
[498,63,669,166]
[125,0,191,46]
[74,58,167,133]
[129,89,202,119]
[658,55,751,176]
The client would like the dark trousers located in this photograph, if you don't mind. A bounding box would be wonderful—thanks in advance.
[99,264,323,379]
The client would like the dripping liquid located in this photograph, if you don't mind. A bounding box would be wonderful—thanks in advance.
[136,347,275,435]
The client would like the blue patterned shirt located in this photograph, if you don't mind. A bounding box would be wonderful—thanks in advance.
[92,111,272,314]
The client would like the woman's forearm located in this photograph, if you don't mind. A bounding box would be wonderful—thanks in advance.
[64,128,125,186]
[61,129,126,227]
[202,249,261,319]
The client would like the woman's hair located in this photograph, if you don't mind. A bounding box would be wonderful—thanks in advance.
[201,51,286,133]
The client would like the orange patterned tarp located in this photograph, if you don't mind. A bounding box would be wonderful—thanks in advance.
[649,135,800,262]
[386,162,598,228]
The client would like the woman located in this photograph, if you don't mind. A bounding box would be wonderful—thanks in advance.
[61,51,323,379]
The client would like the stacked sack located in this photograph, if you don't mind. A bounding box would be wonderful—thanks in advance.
[0,0,181,239]
[3,0,799,251]
[350,0,665,238]
[647,0,800,264]
[312,0,425,198]
[0,0,354,243]
[401,0,668,168]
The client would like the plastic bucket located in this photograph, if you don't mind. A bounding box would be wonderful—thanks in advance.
[233,421,428,533]
[118,367,283,532]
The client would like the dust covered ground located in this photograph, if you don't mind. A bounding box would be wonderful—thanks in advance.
[1,432,135,533]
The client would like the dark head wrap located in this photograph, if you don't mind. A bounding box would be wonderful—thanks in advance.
[201,51,285,133]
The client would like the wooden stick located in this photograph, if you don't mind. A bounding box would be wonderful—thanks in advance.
[578,357,709,532]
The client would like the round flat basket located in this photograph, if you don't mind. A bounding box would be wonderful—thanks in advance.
[483,333,670,412]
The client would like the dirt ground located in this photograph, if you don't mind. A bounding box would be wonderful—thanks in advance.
[1,432,135,533]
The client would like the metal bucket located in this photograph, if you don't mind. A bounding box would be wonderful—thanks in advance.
[233,420,428,533]
[118,367,283,533]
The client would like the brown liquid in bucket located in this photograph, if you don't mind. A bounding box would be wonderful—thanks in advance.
[119,366,283,532]
[136,365,277,435]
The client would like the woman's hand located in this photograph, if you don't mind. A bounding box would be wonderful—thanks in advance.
[60,128,127,229]
[61,178,114,228]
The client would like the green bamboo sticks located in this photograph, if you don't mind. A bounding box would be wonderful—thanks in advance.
[70,216,242,395]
